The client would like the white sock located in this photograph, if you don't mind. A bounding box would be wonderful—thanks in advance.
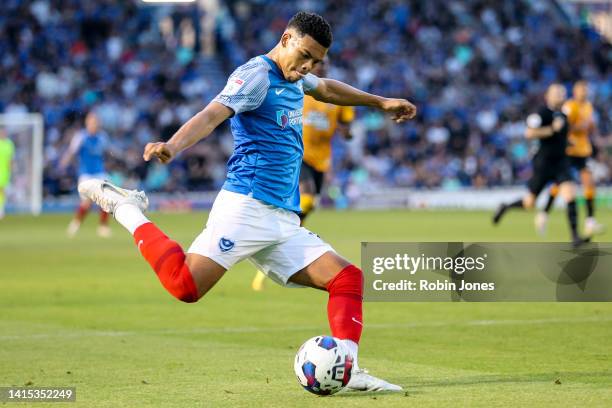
[114,204,150,235]
[343,339,359,370]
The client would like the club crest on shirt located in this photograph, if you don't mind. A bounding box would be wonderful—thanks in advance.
[219,237,235,252]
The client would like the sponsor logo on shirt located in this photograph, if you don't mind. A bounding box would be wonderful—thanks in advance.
[276,108,303,129]
[224,77,245,94]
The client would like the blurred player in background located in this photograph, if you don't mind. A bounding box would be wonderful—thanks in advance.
[0,129,15,219]
[79,12,416,391]
[61,112,111,237]
[493,83,589,247]
[251,57,354,291]
[299,57,354,224]
[536,81,604,236]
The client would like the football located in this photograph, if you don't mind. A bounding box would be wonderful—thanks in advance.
[294,335,354,395]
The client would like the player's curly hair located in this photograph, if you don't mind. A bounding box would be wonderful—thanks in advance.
[287,11,332,48]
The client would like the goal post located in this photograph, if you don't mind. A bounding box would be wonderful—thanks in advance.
[0,113,44,215]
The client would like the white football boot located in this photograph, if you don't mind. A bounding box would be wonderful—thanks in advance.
[534,211,548,236]
[78,179,148,215]
[346,368,403,392]
[584,217,605,237]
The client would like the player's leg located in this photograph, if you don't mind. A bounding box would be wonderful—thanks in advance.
[0,168,8,219]
[492,192,536,224]
[0,186,5,219]
[252,218,401,392]
[535,184,558,235]
[581,167,604,235]
[290,251,401,392]
[131,220,227,301]
[97,209,112,238]
[251,270,267,291]
[299,162,318,225]
[558,181,589,247]
[493,168,545,225]
[67,198,92,237]
[543,184,558,214]
[78,179,227,302]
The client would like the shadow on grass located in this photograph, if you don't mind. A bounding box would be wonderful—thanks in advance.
[333,370,612,398]
[399,370,612,389]
[333,389,418,399]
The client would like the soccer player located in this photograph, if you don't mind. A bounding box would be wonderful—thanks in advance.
[79,12,416,391]
[61,112,112,238]
[0,129,15,219]
[492,83,588,248]
[536,81,604,236]
[251,57,354,291]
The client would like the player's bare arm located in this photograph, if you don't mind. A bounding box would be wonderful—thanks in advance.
[59,131,80,169]
[143,102,233,164]
[306,78,416,123]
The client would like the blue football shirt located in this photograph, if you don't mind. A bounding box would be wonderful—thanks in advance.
[68,130,109,175]
[214,55,319,212]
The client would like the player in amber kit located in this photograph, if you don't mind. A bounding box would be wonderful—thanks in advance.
[252,58,354,291]
[536,81,604,236]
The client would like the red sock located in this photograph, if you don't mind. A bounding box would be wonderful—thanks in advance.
[75,203,90,222]
[326,264,363,343]
[133,222,199,303]
[99,210,109,225]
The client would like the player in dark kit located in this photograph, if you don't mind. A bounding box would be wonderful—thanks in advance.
[492,84,588,247]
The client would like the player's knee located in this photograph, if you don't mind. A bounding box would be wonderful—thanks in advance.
[176,291,199,303]
[585,185,596,200]
[163,273,200,303]
[549,184,559,197]
[159,254,201,303]
[326,264,363,298]
[523,196,534,209]
[559,182,576,201]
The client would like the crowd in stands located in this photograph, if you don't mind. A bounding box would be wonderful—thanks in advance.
[1,0,610,201]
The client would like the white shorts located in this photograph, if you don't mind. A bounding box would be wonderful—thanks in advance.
[187,189,334,287]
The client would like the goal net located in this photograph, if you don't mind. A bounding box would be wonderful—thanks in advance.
[0,113,44,215]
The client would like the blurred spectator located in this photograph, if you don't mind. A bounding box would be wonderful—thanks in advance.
[0,0,609,200]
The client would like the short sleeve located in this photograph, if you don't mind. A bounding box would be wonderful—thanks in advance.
[213,58,271,115]
[302,73,320,93]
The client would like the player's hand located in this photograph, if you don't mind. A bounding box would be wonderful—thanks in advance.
[380,98,417,123]
[143,142,178,164]
[552,117,564,132]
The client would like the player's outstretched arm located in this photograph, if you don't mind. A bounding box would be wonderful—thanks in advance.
[143,102,233,164]
[59,131,82,170]
[525,115,563,139]
[306,77,416,123]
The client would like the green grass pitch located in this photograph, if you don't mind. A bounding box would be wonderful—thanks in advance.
[1,209,611,407]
